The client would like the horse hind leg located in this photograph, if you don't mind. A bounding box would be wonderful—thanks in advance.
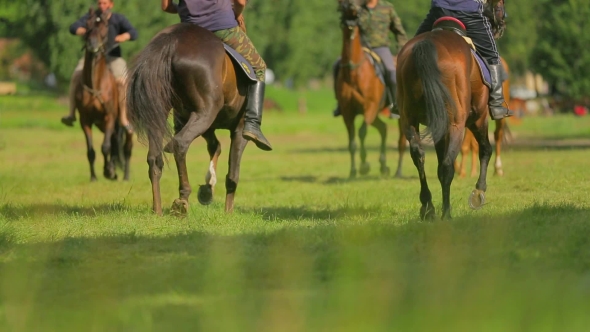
[147,136,165,215]
[102,118,117,181]
[435,126,463,220]
[371,116,390,177]
[407,125,435,220]
[467,119,493,210]
[197,130,221,206]
[358,121,370,175]
[169,111,217,217]
[395,120,405,178]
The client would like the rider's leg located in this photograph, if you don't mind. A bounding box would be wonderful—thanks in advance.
[372,47,400,119]
[213,26,272,151]
[456,10,513,120]
[109,57,133,134]
[333,58,342,117]
[61,58,84,126]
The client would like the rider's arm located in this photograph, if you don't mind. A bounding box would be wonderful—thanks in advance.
[389,6,408,52]
[69,14,89,36]
[232,0,246,18]
[115,15,138,42]
[161,0,178,14]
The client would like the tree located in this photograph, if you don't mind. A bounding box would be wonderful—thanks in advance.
[532,0,590,99]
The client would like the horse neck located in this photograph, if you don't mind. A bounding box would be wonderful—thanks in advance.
[340,26,365,77]
[82,50,108,89]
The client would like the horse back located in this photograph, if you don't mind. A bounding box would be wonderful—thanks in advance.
[167,24,246,129]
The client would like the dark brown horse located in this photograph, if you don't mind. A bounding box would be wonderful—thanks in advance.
[336,0,405,179]
[456,57,511,177]
[127,23,253,216]
[74,8,132,181]
[397,1,506,220]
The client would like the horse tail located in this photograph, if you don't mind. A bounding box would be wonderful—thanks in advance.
[411,39,455,143]
[126,31,177,152]
[111,122,126,170]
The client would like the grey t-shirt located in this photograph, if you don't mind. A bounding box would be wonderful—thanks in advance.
[178,0,238,31]
[431,0,483,12]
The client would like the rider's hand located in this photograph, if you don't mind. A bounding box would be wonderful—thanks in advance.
[237,14,247,33]
[115,33,130,43]
[76,27,87,36]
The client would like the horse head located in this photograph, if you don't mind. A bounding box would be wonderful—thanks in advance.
[484,0,507,39]
[84,7,111,55]
[337,0,365,28]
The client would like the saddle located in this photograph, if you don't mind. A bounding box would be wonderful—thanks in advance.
[223,44,258,82]
[362,47,387,86]
[431,17,493,88]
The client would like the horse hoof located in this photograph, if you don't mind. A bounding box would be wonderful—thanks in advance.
[495,169,504,177]
[360,163,370,176]
[380,166,390,177]
[197,185,214,205]
[171,198,189,216]
[394,170,403,179]
[468,189,486,210]
[349,170,357,179]
[420,203,436,221]
[90,177,97,182]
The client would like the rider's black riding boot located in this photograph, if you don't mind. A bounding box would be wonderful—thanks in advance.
[243,81,273,151]
[384,68,400,119]
[332,60,342,117]
[488,64,514,120]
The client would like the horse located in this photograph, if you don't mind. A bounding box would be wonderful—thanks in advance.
[396,0,507,220]
[335,0,405,179]
[455,57,511,178]
[74,8,132,182]
[126,23,254,216]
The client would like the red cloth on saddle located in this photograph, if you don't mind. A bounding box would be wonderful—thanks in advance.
[433,16,466,30]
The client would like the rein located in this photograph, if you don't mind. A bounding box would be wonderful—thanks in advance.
[82,24,109,110]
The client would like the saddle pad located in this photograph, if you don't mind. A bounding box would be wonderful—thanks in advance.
[223,44,257,82]
[471,48,491,88]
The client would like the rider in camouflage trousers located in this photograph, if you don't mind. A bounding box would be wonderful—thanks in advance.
[334,0,408,119]
[161,0,271,151]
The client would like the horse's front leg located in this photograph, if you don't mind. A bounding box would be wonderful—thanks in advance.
[395,120,405,178]
[494,118,505,176]
[225,123,248,213]
[81,120,97,182]
[197,130,222,206]
[371,116,390,177]
[102,115,117,180]
[343,111,357,179]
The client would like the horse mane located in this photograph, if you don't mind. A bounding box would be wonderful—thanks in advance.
[483,0,507,39]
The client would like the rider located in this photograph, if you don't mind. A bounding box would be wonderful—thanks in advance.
[333,0,408,119]
[61,0,137,134]
[415,0,513,120]
[161,0,272,151]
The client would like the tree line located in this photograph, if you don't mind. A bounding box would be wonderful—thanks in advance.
[1,0,588,99]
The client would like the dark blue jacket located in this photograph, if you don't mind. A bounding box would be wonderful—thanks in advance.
[431,0,483,13]
[70,13,138,58]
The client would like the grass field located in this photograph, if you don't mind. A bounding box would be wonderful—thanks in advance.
[1,91,590,331]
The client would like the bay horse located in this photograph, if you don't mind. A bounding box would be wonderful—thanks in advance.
[74,8,132,181]
[127,23,253,216]
[456,57,511,178]
[336,0,405,179]
[397,0,507,220]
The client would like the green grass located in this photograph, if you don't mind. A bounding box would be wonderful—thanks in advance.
[1,94,590,331]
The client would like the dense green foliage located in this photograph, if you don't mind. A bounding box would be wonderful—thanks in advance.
[0,0,588,98]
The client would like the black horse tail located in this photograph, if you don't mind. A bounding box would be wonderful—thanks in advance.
[411,39,455,143]
[126,31,177,153]
[110,122,126,171]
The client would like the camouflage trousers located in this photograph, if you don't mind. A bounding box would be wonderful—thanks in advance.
[213,26,266,82]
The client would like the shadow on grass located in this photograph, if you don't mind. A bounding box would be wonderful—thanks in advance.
[0,202,128,220]
[279,174,418,185]
[0,203,589,330]
[237,204,380,221]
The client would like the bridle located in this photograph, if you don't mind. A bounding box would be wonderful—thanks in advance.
[339,1,367,70]
[82,12,110,107]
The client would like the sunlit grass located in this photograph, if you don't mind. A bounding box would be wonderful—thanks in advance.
[0,94,590,331]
